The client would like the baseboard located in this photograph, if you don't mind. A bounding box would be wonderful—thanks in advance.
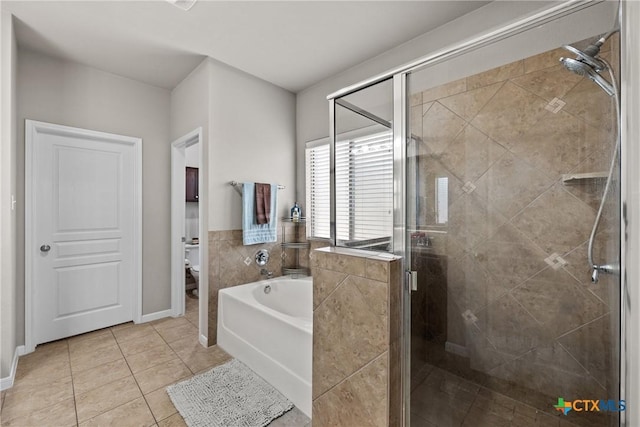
[445,341,469,358]
[199,334,208,348]
[139,309,173,323]
[0,345,26,391]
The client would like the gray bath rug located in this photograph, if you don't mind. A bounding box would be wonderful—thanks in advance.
[166,358,294,427]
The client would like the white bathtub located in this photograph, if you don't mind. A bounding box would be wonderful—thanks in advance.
[217,276,312,417]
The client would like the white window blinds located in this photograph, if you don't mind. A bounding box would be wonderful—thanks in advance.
[335,130,393,250]
[305,142,330,239]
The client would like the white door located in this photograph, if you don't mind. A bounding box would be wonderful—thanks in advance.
[27,120,141,347]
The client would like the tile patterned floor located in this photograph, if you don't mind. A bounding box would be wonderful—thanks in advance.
[0,295,310,427]
[410,366,581,427]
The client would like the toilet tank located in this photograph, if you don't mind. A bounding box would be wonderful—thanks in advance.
[185,244,200,267]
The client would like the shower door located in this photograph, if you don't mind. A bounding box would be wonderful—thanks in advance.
[405,32,621,427]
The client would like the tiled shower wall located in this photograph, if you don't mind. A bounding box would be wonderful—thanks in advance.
[310,248,402,427]
[207,226,328,345]
[409,35,619,415]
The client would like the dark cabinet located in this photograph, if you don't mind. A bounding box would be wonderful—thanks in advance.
[186,167,199,202]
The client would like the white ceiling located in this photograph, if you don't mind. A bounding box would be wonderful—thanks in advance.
[2,1,490,92]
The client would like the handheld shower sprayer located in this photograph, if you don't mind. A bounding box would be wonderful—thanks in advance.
[559,32,615,96]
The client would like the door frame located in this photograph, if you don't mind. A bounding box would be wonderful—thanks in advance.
[24,120,142,353]
[170,127,207,347]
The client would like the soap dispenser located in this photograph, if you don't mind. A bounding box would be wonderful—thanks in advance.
[291,202,301,222]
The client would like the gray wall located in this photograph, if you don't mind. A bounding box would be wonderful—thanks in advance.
[17,50,173,317]
[1,11,18,378]
[208,57,296,231]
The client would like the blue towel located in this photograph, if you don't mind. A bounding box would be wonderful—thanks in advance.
[242,182,278,245]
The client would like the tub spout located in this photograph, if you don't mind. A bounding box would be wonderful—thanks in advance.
[260,268,273,279]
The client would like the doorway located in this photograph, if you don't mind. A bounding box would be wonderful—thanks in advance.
[171,128,207,347]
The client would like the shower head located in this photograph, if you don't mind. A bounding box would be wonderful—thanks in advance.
[559,57,615,96]
[560,32,616,97]
[561,44,607,72]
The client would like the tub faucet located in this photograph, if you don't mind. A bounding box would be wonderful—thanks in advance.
[260,268,273,279]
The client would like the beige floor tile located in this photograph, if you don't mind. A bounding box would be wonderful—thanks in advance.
[119,331,167,357]
[157,412,187,427]
[0,396,76,427]
[70,342,124,373]
[134,358,192,395]
[69,331,117,355]
[111,321,136,331]
[126,344,179,373]
[80,397,155,427]
[182,346,232,375]
[73,358,132,395]
[268,407,311,427]
[15,353,71,386]
[113,323,156,343]
[185,310,199,327]
[151,316,191,332]
[156,323,199,344]
[21,340,69,364]
[144,388,177,422]
[68,327,113,346]
[75,375,142,422]
[2,375,73,422]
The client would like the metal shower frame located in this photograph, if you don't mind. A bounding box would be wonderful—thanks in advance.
[326,1,626,425]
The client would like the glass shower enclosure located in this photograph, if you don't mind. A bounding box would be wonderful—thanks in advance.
[328,2,622,426]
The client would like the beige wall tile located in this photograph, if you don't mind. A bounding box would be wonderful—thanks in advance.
[438,124,505,183]
[523,47,568,74]
[313,250,366,277]
[511,184,596,255]
[512,65,582,101]
[312,267,347,309]
[422,78,467,103]
[467,60,524,90]
[313,275,387,399]
[471,82,547,148]
[439,82,503,122]
[364,259,388,283]
[473,151,554,219]
[421,102,466,155]
[511,267,606,337]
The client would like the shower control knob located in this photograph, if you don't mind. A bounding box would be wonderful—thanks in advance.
[40,244,51,252]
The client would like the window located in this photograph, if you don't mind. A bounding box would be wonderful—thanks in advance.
[305,129,393,251]
[336,130,393,250]
[305,141,330,239]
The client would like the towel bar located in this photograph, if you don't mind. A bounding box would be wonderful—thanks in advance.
[229,181,285,195]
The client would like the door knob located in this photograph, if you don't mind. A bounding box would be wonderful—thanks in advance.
[40,244,51,252]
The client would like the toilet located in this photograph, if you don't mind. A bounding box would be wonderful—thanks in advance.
[185,245,200,297]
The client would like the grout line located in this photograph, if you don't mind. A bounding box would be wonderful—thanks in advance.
[67,338,80,427]
[312,351,387,404]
